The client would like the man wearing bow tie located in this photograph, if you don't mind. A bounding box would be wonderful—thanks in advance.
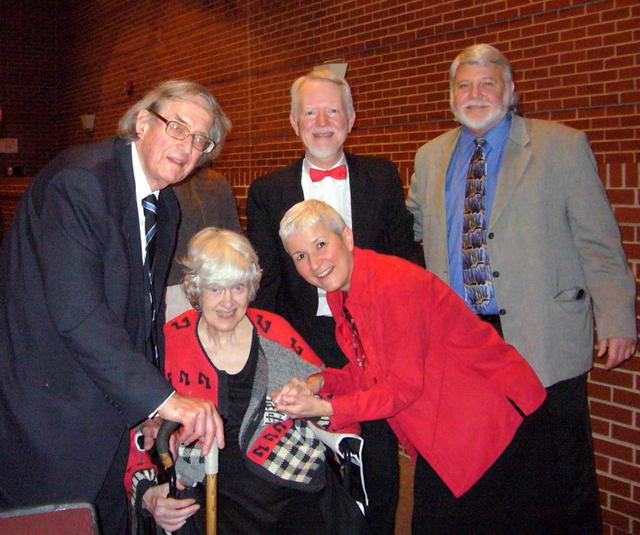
[247,68,422,535]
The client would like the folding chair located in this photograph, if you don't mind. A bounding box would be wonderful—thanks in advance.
[0,502,99,535]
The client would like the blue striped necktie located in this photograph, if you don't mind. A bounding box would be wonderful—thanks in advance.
[142,194,157,269]
[142,194,159,365]
[462,138,494,311]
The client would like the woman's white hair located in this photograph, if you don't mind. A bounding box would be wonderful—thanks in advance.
[182,228,262,308]
[279,199,346,251]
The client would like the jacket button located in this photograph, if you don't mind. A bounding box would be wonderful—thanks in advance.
[492,271,500,278]
[499,309,506,316]
[488,232,494,239]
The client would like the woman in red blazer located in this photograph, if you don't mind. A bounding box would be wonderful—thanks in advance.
[274,200,559,534]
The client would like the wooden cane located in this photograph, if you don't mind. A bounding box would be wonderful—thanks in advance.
[204,442,218,535]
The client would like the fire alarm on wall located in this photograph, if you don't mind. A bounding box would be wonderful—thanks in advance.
[125,80,134,97]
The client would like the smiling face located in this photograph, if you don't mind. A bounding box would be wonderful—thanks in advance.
[134,95,213,191]
[199,283,250,334]
[284,222,355,293]
[290,79,355,168]
[451,63,514,136]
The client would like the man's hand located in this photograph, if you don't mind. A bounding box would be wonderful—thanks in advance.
[142,482,199,532]
[158,393,224,455]
[597,337,637,370]
[139,417,162,450]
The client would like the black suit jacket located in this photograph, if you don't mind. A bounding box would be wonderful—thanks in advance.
[0,138,175,507]
[247,153,422,355]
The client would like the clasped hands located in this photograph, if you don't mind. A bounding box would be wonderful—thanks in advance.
[271,374,333,419]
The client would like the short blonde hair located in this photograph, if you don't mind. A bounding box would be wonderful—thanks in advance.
[182,228,262,308]
[279,200,346,251]
[117,80,231,165]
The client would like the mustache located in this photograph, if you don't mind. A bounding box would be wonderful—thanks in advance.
[462,99,491,108]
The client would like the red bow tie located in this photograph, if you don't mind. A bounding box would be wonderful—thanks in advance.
[309,165,347,182]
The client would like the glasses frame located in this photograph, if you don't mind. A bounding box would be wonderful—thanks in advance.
[148,109,215,154]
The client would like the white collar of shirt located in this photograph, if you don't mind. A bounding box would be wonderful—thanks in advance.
[300,153,352,317]
[131,143,158,264]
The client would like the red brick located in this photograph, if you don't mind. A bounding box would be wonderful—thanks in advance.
[612,460,640,483]
[592,436,634,462]
[3,4,639,525]
[601,507,631,530]
[610,495,640,518]
[598,474,632,497]
[590,401,633,426]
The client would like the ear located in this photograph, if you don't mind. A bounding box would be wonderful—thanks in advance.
[135,109,152,138]
[342,226,354,251]
[289,114,300,137]
[347,111,356,133]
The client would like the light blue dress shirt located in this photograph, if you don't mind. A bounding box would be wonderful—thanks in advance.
[445,114,511,314]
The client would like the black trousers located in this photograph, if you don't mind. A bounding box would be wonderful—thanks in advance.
[473,315,601,534]
[412,395,560,534]
[94,429,130,535]
[544,374,601,534]
[304,315,399,535]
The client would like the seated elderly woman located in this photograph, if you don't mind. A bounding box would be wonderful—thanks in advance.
[125,228,368,535]
[273,200,560,535]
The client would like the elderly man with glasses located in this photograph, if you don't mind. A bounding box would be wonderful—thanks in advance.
[0,80,229,535]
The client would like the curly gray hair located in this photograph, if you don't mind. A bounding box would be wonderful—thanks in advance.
[181,228,262,309]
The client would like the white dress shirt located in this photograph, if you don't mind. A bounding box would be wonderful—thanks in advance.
[301,154,352,317]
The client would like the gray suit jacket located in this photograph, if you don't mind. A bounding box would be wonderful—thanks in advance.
[407,114,636,386]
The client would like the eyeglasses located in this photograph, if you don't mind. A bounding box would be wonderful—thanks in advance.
[148,109,215,154]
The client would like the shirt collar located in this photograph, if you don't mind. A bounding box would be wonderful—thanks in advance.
[460,112,512,152]
[131,142,157,204]
[303,153,347,173]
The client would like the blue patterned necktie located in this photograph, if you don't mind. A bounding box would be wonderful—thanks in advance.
[462,138,494,311]
[142,194,159,365]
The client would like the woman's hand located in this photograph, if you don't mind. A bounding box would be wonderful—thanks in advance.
[273,391,333,419]
[142,482,199,532]
[272,374,324,402]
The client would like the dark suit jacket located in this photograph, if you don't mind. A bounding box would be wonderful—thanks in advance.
[0,138,175,507]
[246,153,422,357]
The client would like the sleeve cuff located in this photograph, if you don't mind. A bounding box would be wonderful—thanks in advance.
[148,390,176,419]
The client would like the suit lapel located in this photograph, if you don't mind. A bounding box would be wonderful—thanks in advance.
[490,114,531,228]
[432,130,460,228]
[115,139,152,337]
[281,159,305,211]
[346,154,374,237]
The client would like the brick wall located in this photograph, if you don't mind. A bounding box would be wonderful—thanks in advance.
[3,0,640,531]
[0,1,59,177]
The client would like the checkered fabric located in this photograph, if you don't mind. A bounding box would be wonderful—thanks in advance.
[176,443,205,487]
[260,421,324,484]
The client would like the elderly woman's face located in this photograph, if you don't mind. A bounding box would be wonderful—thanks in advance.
[199,283,250,333]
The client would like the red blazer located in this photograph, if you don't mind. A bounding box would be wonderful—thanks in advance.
[321,248,546,497]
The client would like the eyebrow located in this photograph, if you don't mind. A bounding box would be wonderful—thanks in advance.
[174,113,208,135]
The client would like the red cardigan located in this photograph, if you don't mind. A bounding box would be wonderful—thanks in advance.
[124,307,324,496]
[321,247,546,497]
